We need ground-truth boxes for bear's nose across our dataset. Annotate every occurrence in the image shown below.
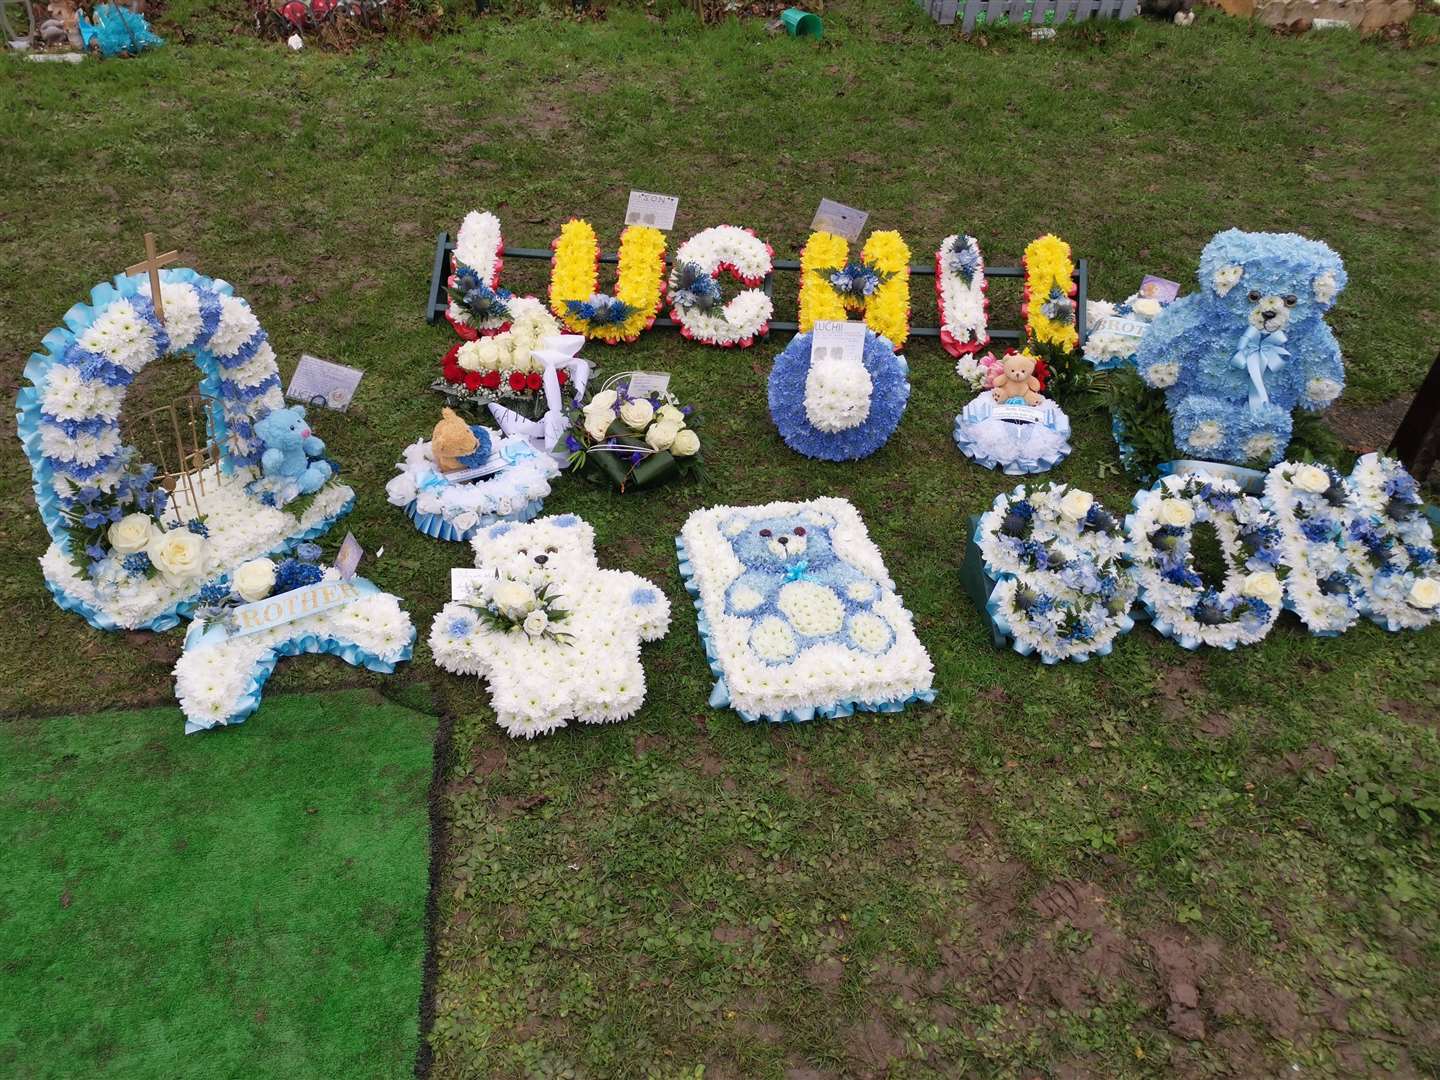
[1261,309,1277,320]
[534,554,548,565]
[777,536,789,546]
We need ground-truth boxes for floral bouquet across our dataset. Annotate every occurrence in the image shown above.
[1263,460,1365,635]
[563,375,703,492]
[955,349,1051,395]
[976,484,1137,663]
[453,573,575,646]
[435,297,571,419]
[1345,453,1439,631]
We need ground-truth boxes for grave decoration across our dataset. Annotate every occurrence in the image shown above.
[676,497,935,724]
[485,334,593,465]
[17,251,354,632]
[1262,460,1366,636]
[1126,472,1285,650]
[953,350,1072,475]
[173,552,414,733]
[665,225,774,347]
[429,515,672,739]
[1022,234,1079,355]
[443,210,508,339]
[1345,453,1439,632]
[974,484,1137,663]
[436,297,565,417]
[798,229,911,349]
[768,328,911,461]
[1083,291,1170,371]
[1130,229,1347,469]
[386,408,560,542]
[564,374,703,492]
[549,219,667,344]
[936,233,990,358]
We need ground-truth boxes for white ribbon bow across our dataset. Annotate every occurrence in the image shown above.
[487,334,590,461]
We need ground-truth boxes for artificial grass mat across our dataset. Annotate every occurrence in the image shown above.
[0,688,438,1079]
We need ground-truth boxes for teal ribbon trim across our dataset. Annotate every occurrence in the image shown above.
[404,497,544,543]
[675,536,936,725]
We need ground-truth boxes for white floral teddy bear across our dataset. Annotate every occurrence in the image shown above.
[429,514,671,738]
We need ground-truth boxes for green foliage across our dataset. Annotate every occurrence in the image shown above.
[1103,366,1177,483]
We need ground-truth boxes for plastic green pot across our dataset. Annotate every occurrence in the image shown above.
[780,7,822,38]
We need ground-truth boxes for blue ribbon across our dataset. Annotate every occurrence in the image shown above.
[1232,326,1289,412]
[782,561,811,583]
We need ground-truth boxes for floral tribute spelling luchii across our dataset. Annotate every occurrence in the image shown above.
[798,229,911,349]
[1021,234,1079,354]
[437,297,567,416]
[430,515,672,739]
[17,269,354,632]
[1262,460,1366,636]
[666,225,774,347]
[565,377,703,492]
[936,233,989,358]
[976,484,1137,663]
[678,498,935,723]
[549,219,667,344]
[1126,473,1285,650]
[768,329,911,461]
[386,409,561,543]
[173,548,415,733]
[444,210,508,338]
[1134,229,1347,467]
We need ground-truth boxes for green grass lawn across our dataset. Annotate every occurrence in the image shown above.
[0,689,438,1079]
[2,3,1439,1076]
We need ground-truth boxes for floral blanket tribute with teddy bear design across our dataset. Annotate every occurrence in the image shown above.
[677,498,935,724]
[17,269,355,632]
[430,515,672,739]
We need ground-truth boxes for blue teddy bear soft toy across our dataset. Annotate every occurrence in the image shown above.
[722,507,895,664]
[253,405,333,496]
[1135,229,1347,467]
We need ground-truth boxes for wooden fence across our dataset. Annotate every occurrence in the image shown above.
[916,0,1138,30]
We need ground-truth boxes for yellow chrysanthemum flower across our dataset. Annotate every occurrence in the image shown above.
[797,229,911,348]
[549,220,667,344]
[1022,234,1079,353]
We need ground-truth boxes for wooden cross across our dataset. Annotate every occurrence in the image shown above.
[125,232,180,324]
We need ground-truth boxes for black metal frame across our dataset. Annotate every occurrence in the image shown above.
[426,232,1089,346]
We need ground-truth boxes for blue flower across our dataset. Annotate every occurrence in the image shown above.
[767,329,910,462]
[122,552,152,577]
[86,542,108,560]
[186,519,210,537]
[447,613,477,639]
[295,542,323,563]
[198,580,232,604]
[671,262,723,312]
[81,511,106,529]
[630,587,660,607]
[274,558,323,593]
[947,240,981,283]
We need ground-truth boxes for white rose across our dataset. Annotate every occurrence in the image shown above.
[107,512,154,555]
[1058,489,1094,520]
[491,580,536,617]
[583,408,613,442]
[233,558,277,602]
[1408,578,1440,609]
[656,404,685,426]
[455,341,483,372]
[619,398,654,429]
[1292,464,1331,494]
[588,389,618,412]
[523,609,549,636]
[146,528,207,583]
[1242,571,1283,607]
[671,428,701,457]
[1131,297,1163,319]
[1158,498,1195,528]
[645,420,681,452]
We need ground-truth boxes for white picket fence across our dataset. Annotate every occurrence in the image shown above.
[917,0,1139,30]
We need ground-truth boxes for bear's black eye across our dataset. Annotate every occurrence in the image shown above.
[758,528,772,538]
[793,527,806,537]
[1283,294,1297,306]
[1248,290,1262,302]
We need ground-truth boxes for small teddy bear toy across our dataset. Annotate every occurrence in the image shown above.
[990,351,1043,407]
[253,405,332,496]
[429,515,671,739]
[431,407,491,474]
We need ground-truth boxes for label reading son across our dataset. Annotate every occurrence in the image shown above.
[810,319,867,367]
[625,191,679,231]
[286,354,365,412]
[812,199,869,241]
[231,580,362,637]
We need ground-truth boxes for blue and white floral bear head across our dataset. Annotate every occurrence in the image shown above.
[721,507,895,664]
[1135,229,1347,467]
[253,405,333,496]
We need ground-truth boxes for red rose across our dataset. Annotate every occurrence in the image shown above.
[526,373,543,391]
[508,372,527,391]
[464,372,483,391]
[556,370,569,385]
[443,362,465,384]
[481,371,501,389]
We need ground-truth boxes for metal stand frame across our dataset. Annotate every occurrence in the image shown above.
[425,232,1089,347]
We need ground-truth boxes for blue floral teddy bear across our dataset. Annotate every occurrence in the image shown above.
[254,405,333,496]
[1135,229,1347,467]
[722,507,895,664]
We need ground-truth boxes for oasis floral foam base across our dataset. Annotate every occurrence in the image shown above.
[677,497,935,723]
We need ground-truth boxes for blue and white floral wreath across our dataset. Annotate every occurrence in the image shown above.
[767,328,910,461]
